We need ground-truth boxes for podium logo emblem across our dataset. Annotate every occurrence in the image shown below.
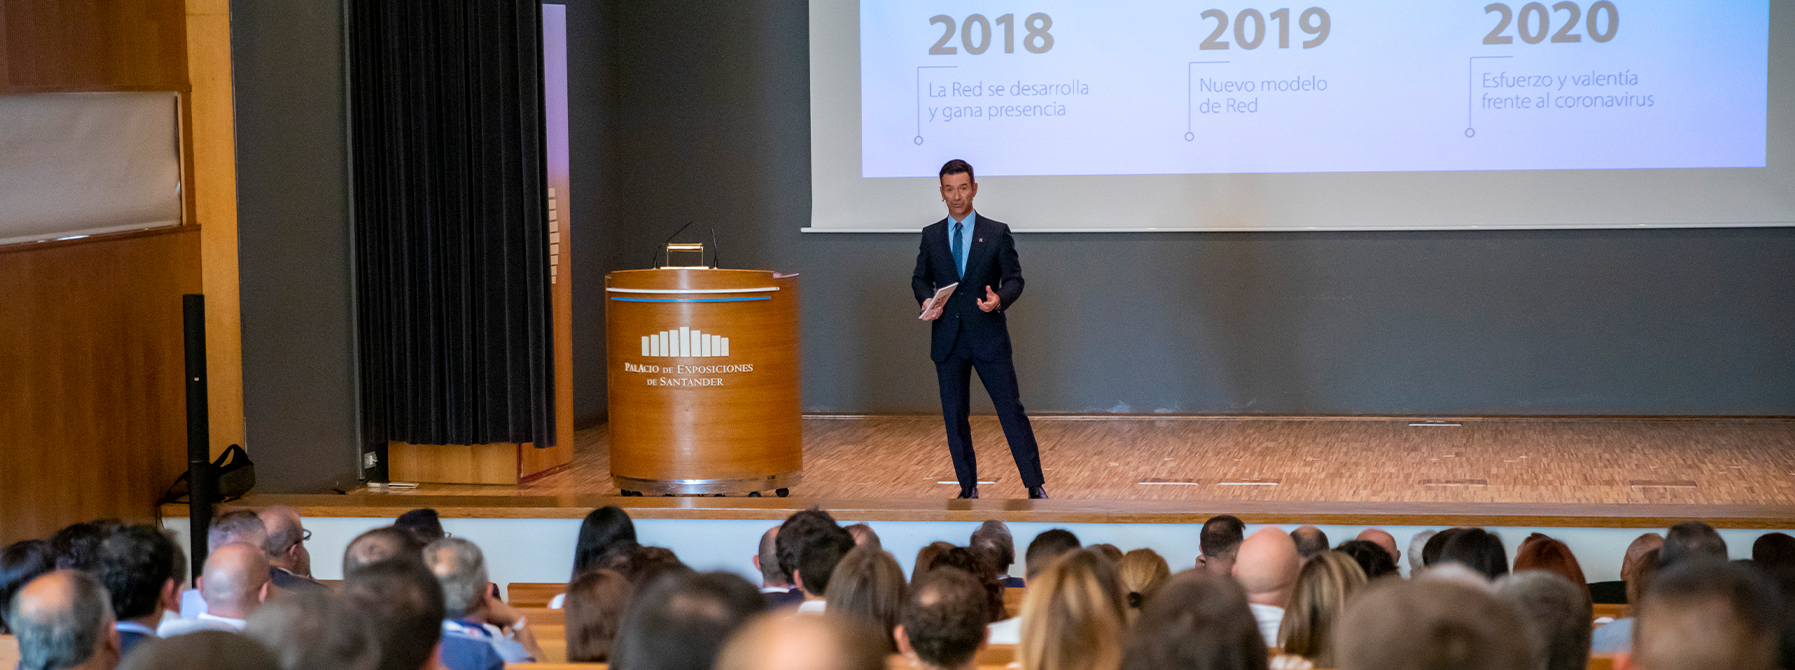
[642,326,729,358]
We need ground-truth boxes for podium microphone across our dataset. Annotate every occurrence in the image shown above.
[650,220,694,268]
[711,227,721,269]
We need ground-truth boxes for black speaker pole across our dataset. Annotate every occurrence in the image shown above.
[182,294,214,579]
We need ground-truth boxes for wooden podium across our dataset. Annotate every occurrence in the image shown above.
[605,268,801,496]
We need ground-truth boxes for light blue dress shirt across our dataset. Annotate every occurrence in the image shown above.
[949,210,976,278]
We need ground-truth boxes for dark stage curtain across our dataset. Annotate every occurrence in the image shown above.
[349,0,554,448]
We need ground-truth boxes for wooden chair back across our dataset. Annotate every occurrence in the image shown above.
[976,644,1017,666]
[1588,653,1617,670]
[1591,603,1629,620]
[506,582,564,608]
[521,607,566,627]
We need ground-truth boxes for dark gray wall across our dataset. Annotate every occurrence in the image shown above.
[595,0,1795,417]
[232,0,362,491]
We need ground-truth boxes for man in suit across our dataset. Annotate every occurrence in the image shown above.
[912,159,1047,500]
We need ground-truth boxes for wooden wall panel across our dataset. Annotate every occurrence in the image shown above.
[0,227,201,545]
[0,0,188,92]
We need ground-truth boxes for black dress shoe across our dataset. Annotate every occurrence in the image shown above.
[957,487,979,500]
[1028,486,1049,500]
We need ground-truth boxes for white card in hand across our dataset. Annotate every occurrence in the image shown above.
[919,283,958,320]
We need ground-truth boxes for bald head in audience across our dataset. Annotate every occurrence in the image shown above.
[1290,526,1329,559]
[1233,528,1301,607]
[200,542,271,620]
[1357,529,1401,565]
[8,570,119,670]
[716,613,887,670]
[343,526,425,574]
[1619,560,1780,670]
[258,506,312,578]
[1336,579,1530,670]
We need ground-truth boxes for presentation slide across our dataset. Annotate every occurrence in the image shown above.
[808,1,1793,232]
[862,0,1767,177]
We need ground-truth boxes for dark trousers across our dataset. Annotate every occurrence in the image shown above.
[936,335,1046,490]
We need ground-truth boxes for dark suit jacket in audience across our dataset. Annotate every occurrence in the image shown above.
[270,567,326,592]
[117,629,155,658]
[764,588,804,609]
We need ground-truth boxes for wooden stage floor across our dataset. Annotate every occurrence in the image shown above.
[215,415,1795,529]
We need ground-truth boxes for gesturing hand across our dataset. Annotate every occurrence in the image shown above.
[977,286,1001,312]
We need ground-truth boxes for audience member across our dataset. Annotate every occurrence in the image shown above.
[1437,528,1509,580]
[50,522,117,572]
[913,542,958,583]
[970,520,1024,587]
[755,524,803,608]
[1232,527,1301,645]
[1116,549,1169,611]
[1405,529,1436,575]
[1019,549,1127,670]
[777,510,840,582]
[1333,540,1398,580]
[1290,527,1329,560]
[1592,547,1662,654]
[394,508,447,543]
[601,544,692,591]
[1197,515,1245,577]
[1335,578,1530,670]
[244,588,381,670]
[1088,544,1124,564]
[258,506,321,591]
[844,523,882,551]
[716,612,887,670]
[1753,532,1795,571]
[341,526,425,576]
[159,543,269,637]
[824,547,907,652]
[1420,527,1462,568]
[1619,559,1780,670]
[1591,533,1662,604]
[896,568,990,670]
[924,546,1006,623]
[1024,529,1082,580]
[8,570,120,670]
[2,539,55,634]
[789,517,856,613]
[180,511,269,619]
[610,571,765,670]
[1512,533,1588,595]
[1355,528,1401,566]
[1274,551,1368,668]
[1417,563,1495,592]
[94,524,184,656]
[116,630,277,670]
[424,537,542,663]
[344,557,501,670]
[564,569,633,663]
[1494,571,1591,670]
[1660,521,1727,568]
[1120,570,1267,670]
[573,506,639,580]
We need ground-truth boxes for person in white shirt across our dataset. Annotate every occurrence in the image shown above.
[179,510,268,619]
[159,543,269,637]
[1233,527,1301,645]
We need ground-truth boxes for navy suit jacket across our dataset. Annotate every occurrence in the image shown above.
[911,213,1025,363]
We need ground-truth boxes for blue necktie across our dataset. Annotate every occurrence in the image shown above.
[951,221,964,279]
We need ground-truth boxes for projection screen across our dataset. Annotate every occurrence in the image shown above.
[808,0,1795,232]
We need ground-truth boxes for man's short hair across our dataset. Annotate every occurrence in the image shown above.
[1661,521,1728,568]
[209,510,269,549]
[394,509,447,543]
[1752,532,1795,570]
[9,571,114,670]
[1494,571,1592,670]
[96,524,183,621]
[969,520,1016,576]
[901,568,991,668]
[757,526,785,585]
[1024,529,1081,579]
[776,509,840,585]
[1291,526,1330,559]
[1437,528,1509,579]
[1422,527,1463,567]
[260,506,306,557]
[342,559,445,670]
[245,588,381,670]
[424,537,488,619]
[2,540,57,635]
[795,522,856,597]
[1406,530,1436,574]
[50,522,118,572]
[1120,570,1267,670]
[1631,559,1780,670]
[844,523,882,552]
[939,159,974,182]
[343,526,426,575]
[1335,578,1530,670]
[1335,540,1399,579]
[1199,516,1245,563]
[611,571,765,670]
[118,630,280,670]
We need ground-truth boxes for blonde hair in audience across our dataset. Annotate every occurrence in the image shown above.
[1116,549,1170,610]
[1020,549,1127,670]
[1278,551,1368,665]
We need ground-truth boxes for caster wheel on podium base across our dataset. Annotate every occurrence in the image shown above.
[776,488,790,498]
[748,491,762,497]
[620,490,642,497]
